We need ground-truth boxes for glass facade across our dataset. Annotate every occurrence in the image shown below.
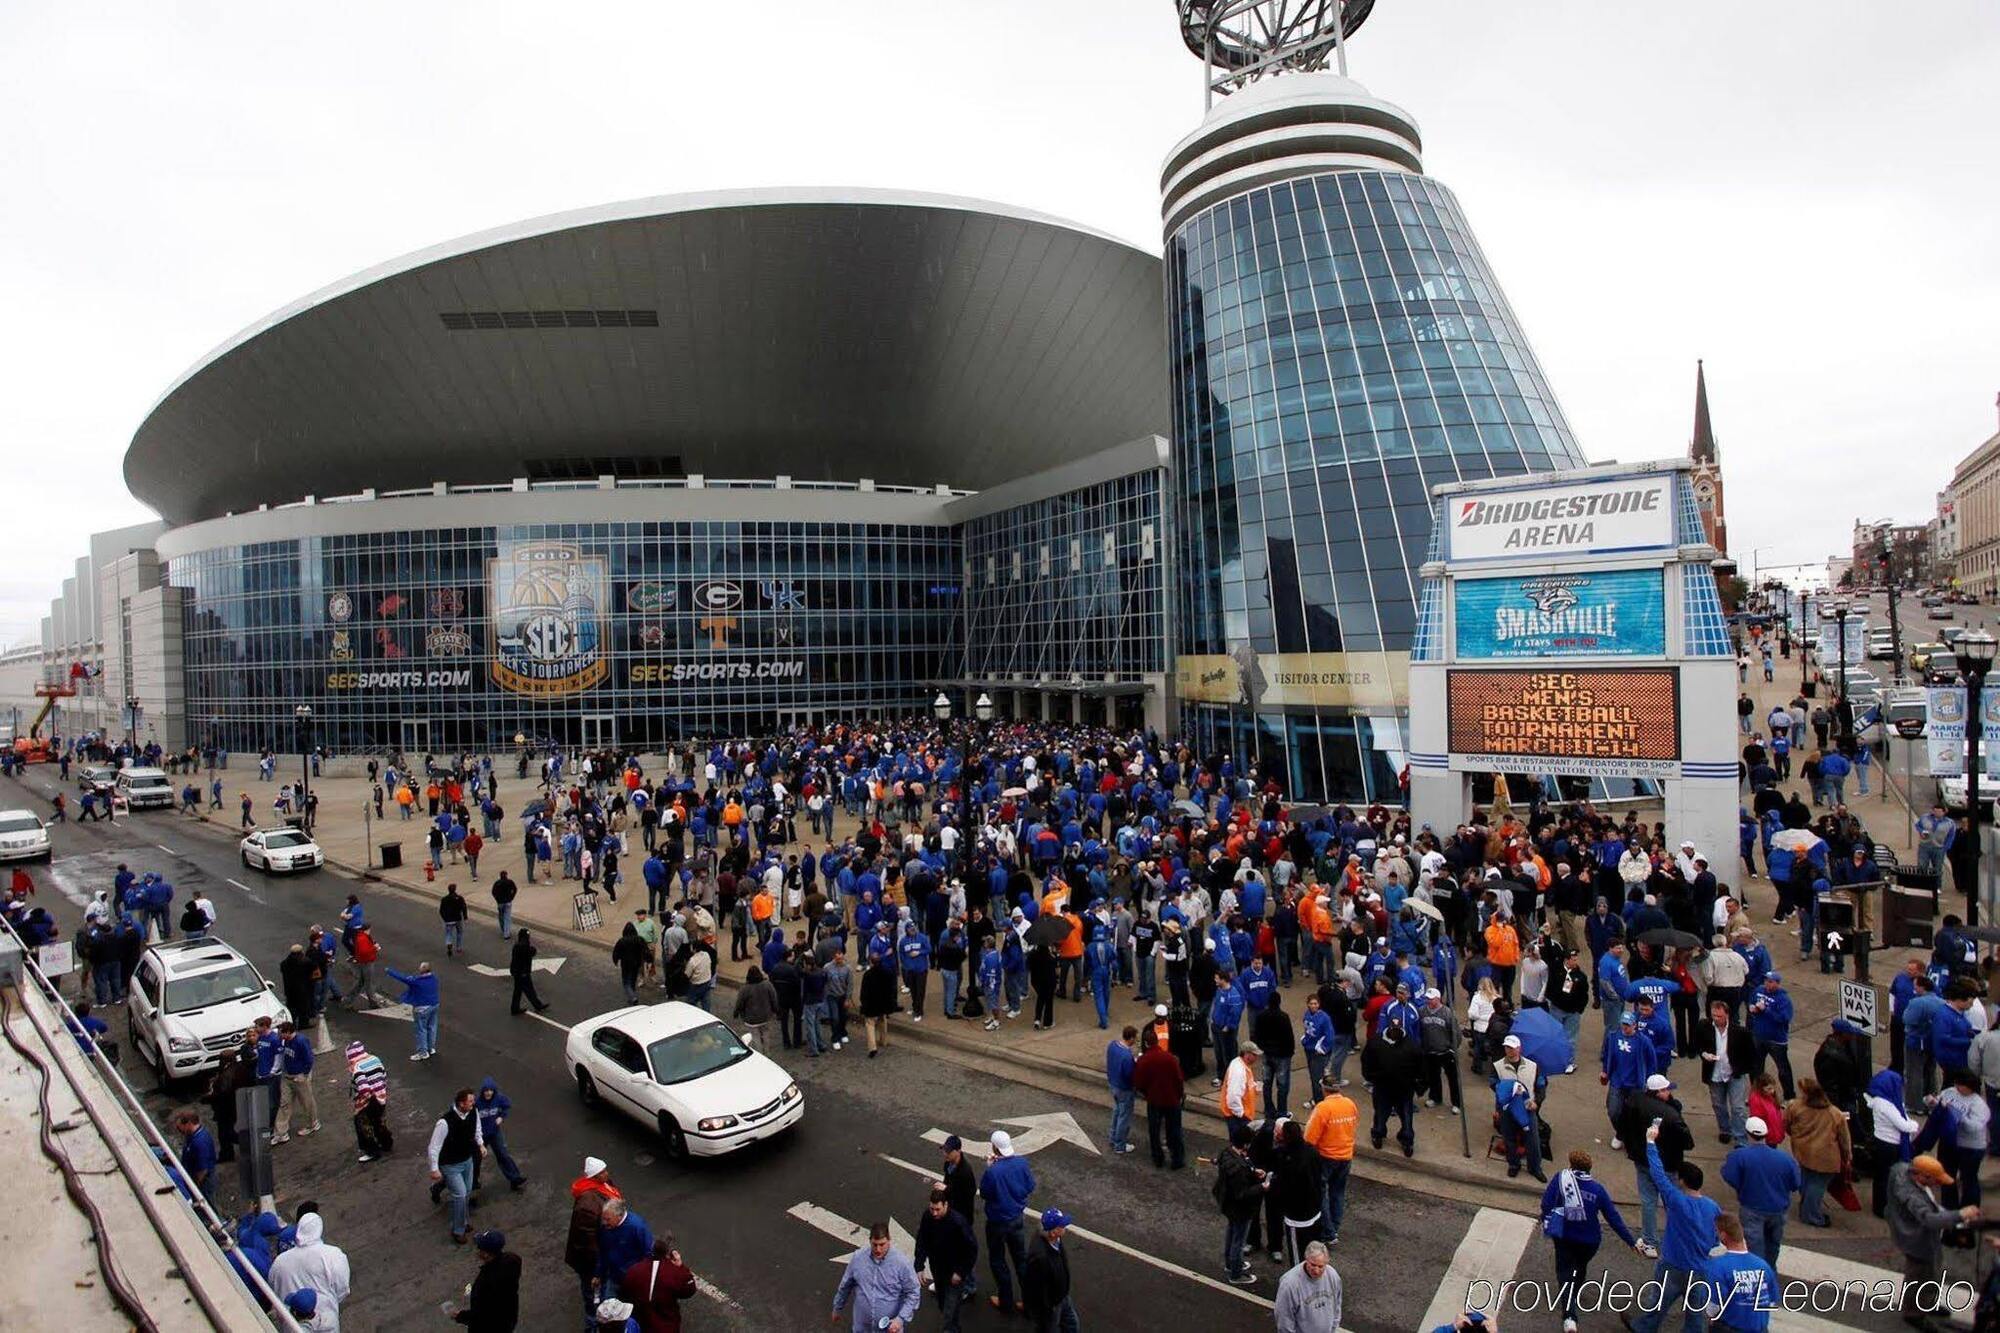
[1167,169,1589,799]
[959,469,1167,684]
[171,520,959,753]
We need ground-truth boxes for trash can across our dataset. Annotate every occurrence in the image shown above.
[283,814,306,832]
[378,842,402,870]
[1168,1003,1206,1081]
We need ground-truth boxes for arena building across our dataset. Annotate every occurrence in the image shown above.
[15,11,1613,806]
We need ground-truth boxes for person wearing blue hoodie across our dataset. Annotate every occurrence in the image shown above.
[1700,1214,1779,1333]
[1087,927,1115,1030]
[979,1131,1037,1316]
[1632,1130,1722,1333]
[1602,1008,1660,1135]
[473,1077,526,1192]
[1746,973,1795,1100]
[1301,994,1336,1103]
[1932,981,1979,1077]
[387,960,442,1060]
[1721,1117,1801,1266]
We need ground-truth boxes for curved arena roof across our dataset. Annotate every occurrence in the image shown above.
[126,188,1169,526]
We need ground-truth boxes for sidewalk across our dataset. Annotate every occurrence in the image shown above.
[186,738,1947,1220]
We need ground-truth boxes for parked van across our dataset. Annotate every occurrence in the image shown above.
[116,766,175,810]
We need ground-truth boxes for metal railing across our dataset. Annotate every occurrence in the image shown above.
[0,915,300,1332]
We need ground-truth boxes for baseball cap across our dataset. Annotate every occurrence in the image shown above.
[1041,1206,1073,1230]
[1645,1073,1674,1092]
[1619,1009,1638,1025]
[1502,1034,1521,1048]
[1424,987,1441,999]
[991,1130,1015,1157]
[1154,1003,1169,1018]
[1764,970,1781,983]
[475,1229,506,1254]
[597,1298,635,1320]
[1745,1116,1768,1138]
[942,1134,962,1153]
[583,1155,608,1178]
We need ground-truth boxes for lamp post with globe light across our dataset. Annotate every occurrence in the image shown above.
[1955,631,1997,926]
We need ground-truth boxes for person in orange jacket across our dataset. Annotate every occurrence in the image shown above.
[1483,912,1523,1001]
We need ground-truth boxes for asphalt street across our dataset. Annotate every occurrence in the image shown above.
[4,764,1959,1333]
[4,769,1500,1332]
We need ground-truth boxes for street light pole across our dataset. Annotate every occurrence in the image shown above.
[1832,601,1853,751]
[1799,589,1811,692]
[295,704,313,830]
[1956,632,1996,927]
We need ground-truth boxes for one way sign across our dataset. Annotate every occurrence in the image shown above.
[1839,979,1878,1036]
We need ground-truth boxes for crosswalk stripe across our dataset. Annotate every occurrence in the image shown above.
[1420,1207,1536,1332]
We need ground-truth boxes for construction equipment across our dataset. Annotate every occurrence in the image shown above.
[14,681,77,763]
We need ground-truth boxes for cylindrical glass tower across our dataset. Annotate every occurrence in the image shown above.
[1163,73,1589,802]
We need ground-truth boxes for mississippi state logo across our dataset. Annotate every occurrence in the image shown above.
[489,543,608,698]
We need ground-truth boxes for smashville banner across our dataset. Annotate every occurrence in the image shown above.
[1453,568,1666,660]
[1446,666,1681,778]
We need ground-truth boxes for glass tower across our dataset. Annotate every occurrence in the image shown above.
[1163,73,1589,801]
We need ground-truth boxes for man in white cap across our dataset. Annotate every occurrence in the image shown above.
[978,1129,1037,1315]
[1492,1034,1539,1111]
[1720,1114,1801,1266]
[1417,987,1463,1114]
[566,1155,621,1331]
[1675,840,1702,882]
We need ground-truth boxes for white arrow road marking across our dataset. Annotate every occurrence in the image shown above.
[354,1003,415,1022]
[1420,1207,1535,1333]
[922,1111,1099,1158]
[155,843,177,855]
[522,1011,570,1034]
[786,1201,916,1263]
[693,1276,740,1311]
[467,958,565,978]
[877,1153,1277,1313]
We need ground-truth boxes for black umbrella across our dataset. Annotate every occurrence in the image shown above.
[1638,927,1703,952]
[1026,913,1076,949]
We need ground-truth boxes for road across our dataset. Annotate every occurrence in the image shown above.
[5,762,1962,1332]
[4,767,1517,1332]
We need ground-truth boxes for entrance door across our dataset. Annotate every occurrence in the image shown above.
[580,714,616,750]
[400,719,429,760]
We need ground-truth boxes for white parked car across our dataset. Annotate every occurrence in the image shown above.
[127,938,289,1086]
[564,1001,803,1158]
[239,826,324,874]
[0,808,52,862]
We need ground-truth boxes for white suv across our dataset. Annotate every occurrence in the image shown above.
[116,766,175,810]
[127,938,289,1086]
[0,808,51,862]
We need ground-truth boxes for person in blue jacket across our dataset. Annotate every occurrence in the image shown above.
[899,920,933,1021]
[1301,994,1336,1101]
[978,1130,1037,1315]
[1903,975,1946,1110]
[386,960,441,1060]
[1086,927,1115,1030]
[1602,1009,1660,1133]
[1746,973,1795,1100]
[1495,1074,1544,1181]
[1596,941,1631,1015]
[1932,980,1979,1076]
[1701,1214,1779,1333]
[473,1075,526,1191]
[1105,1026,1137,1153]
[1210,968,1246,1081]
[1632,994,1675,1070]
[1632,1127,1722,1333]
[1239,955,1276,1014]
[1540,1149,1640,1329]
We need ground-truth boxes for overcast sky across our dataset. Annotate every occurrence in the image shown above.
[3,0,1996,648]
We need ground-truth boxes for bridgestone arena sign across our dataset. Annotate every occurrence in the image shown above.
[1447,667,1681,778]
[1446,474,1675,561]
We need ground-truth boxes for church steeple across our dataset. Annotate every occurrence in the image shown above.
[1691,359,1718,464]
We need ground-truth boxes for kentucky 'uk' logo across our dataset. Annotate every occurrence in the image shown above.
[489,543,608,698]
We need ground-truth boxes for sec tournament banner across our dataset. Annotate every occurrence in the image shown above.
[1925,686,2000,776]
[488,542,609,698]
[1454,569,1666,660]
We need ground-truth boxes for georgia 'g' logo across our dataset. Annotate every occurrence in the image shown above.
[489,543,608,698]
[693,580,743,613]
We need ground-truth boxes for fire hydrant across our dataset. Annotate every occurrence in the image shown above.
[424,862,435,882]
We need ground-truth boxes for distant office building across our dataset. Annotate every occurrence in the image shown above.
[1951,395,2000,597]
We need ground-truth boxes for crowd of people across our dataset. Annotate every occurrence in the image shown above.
[14,699,2000,1331]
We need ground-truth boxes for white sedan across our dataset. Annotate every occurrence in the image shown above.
[564,1001,803,1158]
[0,809,52,862]
[238,827,325,873]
